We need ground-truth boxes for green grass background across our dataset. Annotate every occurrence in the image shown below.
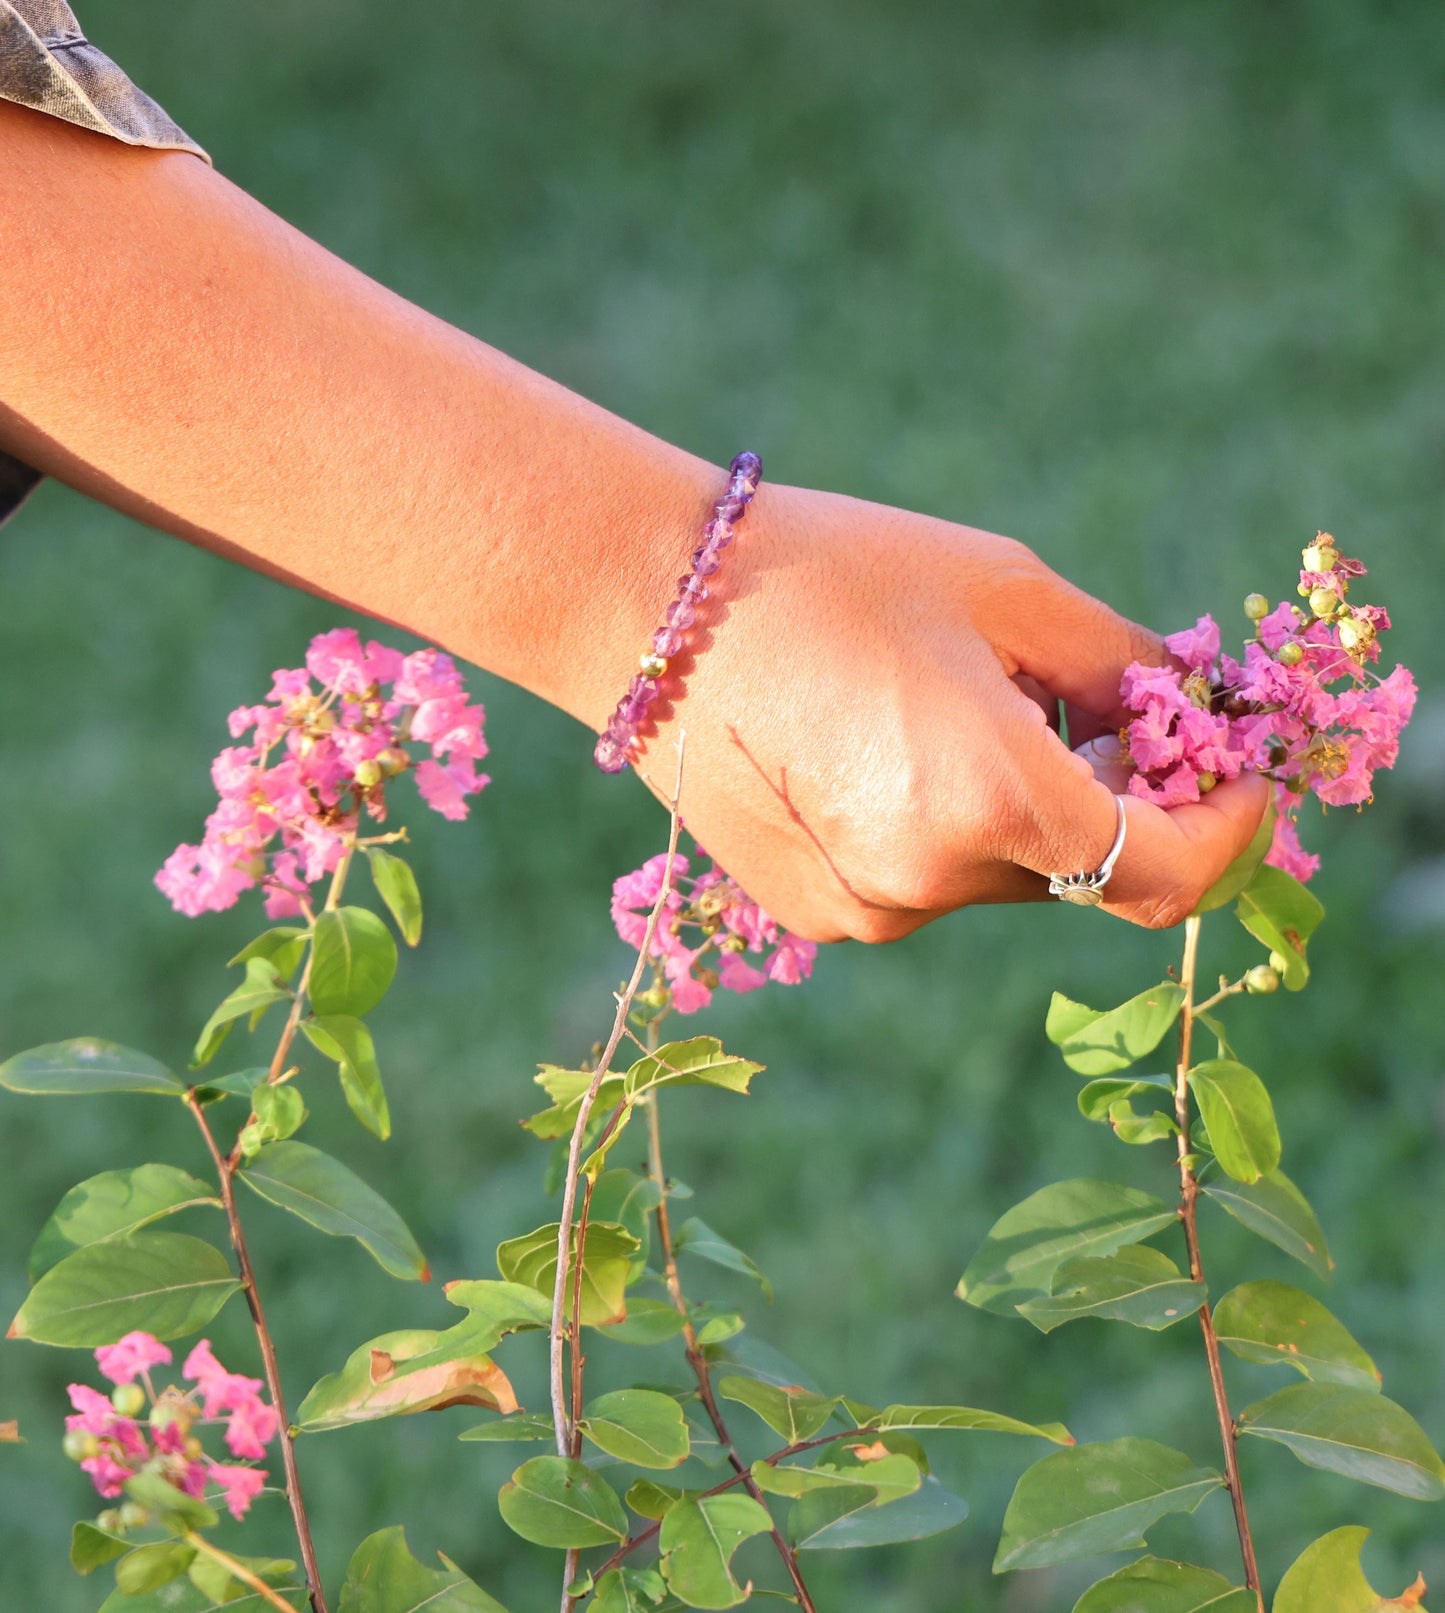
[2,1,1443,1607]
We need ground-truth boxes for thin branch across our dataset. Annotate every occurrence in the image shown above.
[1173,914,1263,1606]
[187,1096,328,1613]
[184,1530,301,1612]
[644,1080,818,1613]
[551,739,687,1613]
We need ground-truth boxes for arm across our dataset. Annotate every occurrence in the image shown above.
[0,99,1265,938]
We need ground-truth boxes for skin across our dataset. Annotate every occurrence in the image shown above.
[0,99,1267,941]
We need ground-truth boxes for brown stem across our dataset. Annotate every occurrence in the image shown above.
[184,1530,301,1612]
[569,1173,597,1451]
[644,1083,818,1613]
[188,1095,328,1613]
[1174,914,1263,1605]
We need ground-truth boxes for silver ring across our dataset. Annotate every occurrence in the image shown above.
[1048,795,1127,907]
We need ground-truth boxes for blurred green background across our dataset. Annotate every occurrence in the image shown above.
[3,1,1443,1607]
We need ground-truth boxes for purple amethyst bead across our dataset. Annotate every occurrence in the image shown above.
[666,598,697,629]
[594,733,629,772]
[653,625,684,657]
[606,709,636,743]
[628,673,661,705]
[619,692,651,724]
[677,573,709,601]
[715,493,748,524]
[729,451,762,484]
[701,519,734,550]
[691,546,722,577]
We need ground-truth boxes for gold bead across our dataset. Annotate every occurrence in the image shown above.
[639,653,668,678]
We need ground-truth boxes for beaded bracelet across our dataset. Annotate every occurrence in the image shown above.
[594,451,763,773]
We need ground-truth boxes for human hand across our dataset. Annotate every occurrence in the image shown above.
[628,483,1269,942]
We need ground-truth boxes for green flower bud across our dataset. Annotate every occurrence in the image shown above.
[1301,540,1338,573]
[117,1502,150,1531]
[1277,641,1305,667]
[1244,964,1281,994]
[1308,586,1339,618]
[96,1509,122,1533]
[1244,593,1270,621]
[111,1384,146,1418]
[1268,950,1289,974]
[1196,772,1217,793]
[353,758,383,788]
[62,1430,96,1462]
[697,967,720,990]
[377,746,410,776]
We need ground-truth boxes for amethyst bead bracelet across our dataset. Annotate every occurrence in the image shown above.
[594,451,763,773]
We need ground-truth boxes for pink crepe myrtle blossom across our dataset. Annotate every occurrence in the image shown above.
[1118,536,1414,879]
[156,631,488,916]
[610,849,818,1013]
[63,1334,275,1523]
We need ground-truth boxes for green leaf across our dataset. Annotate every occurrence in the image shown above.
[600,1297,689,1346]
[1190,1060,1280,1183]
[185,1552,297,1605]
[1202,1167,1333,1278]
[1236,1382,1445,1499]
[459,1412,555,1443]
[658,1493,772,1607]
[592,1568,669,1612]
[623,1038,763,1099]
[115,1542,198,1596]
[302,1014,390,1139]
[247,1084,307,1150]
[1236,864,1325,990]
[366,848,424,946]
[994,1438,1223,1571]
[10,1231,240,1346]
[238,1140,428,1281]
[0,1038,183,1097]
[70,1520,131,1574]
[869,1405,1073,1445]
[1018,1246,1206,1334]
[191,1067,268,1103]
[498,1456,628,1548]
[672,1217,772,1302]
[957,1179,1177,1315]
[1195,798,1277,915]
[98,1583,307,1612]
[294,1287,546,1431]
[789,1474,966,1552]
[1072,1556,1257,1612]
[717,1376,840,1442]
[310,907,398,1018]
[1077,1075,1174,1123]
[1109,1103,1179,1146]
[229,926,309,978]
[588,1169,663,1277]
[1046,984,1185,1076]
[192,957,291,1068]
[29,1165,220,1282]
[580,1389,691,1469]
[626,1479,690,1520]
[695,1308,745,1346]
[1213,1282,1380,1391]
[496,1221,640,1326]
[124,1468,219,1531]
[1274,1525,1430,1613]
[338,1524,508,1612]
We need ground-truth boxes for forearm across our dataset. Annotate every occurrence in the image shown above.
[0,98,713,727]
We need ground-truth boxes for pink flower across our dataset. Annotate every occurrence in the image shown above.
[223,1396,280,1461]
[1164,615,1221,673]
[94,1332,172,1386]
[208,1462,268,1521]
[415,757,489,820]
[65,1383,119,1438]
[80,1452,135,1498]
[1265,793,1321,883]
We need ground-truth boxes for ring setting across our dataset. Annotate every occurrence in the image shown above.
[1049,795,1128,907]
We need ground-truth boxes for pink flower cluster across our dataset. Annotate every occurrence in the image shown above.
[64,1332,277,1521]
[1120,536,1415,880]
[611,851,817,1013]
[156,630,488,917]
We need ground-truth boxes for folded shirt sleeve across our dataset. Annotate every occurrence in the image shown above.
[0,0,208,526]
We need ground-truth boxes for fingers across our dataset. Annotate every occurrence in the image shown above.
[996,695,1271,929]
[978,547,1165,725]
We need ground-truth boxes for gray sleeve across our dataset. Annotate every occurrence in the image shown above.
[1,0,208,526]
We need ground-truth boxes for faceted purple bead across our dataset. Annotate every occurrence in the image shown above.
[666,598,697,630]
[628,673,661,705]
[619,693,651,724]
[726,479,755,506]
[701,519,734,550]
[691,545,722,577]
[653,625,684,657]
[715,494,748,524]
[677,573,709,601]
[594,733,629,772]
[729,451,762,484]
[606,709,636,743]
